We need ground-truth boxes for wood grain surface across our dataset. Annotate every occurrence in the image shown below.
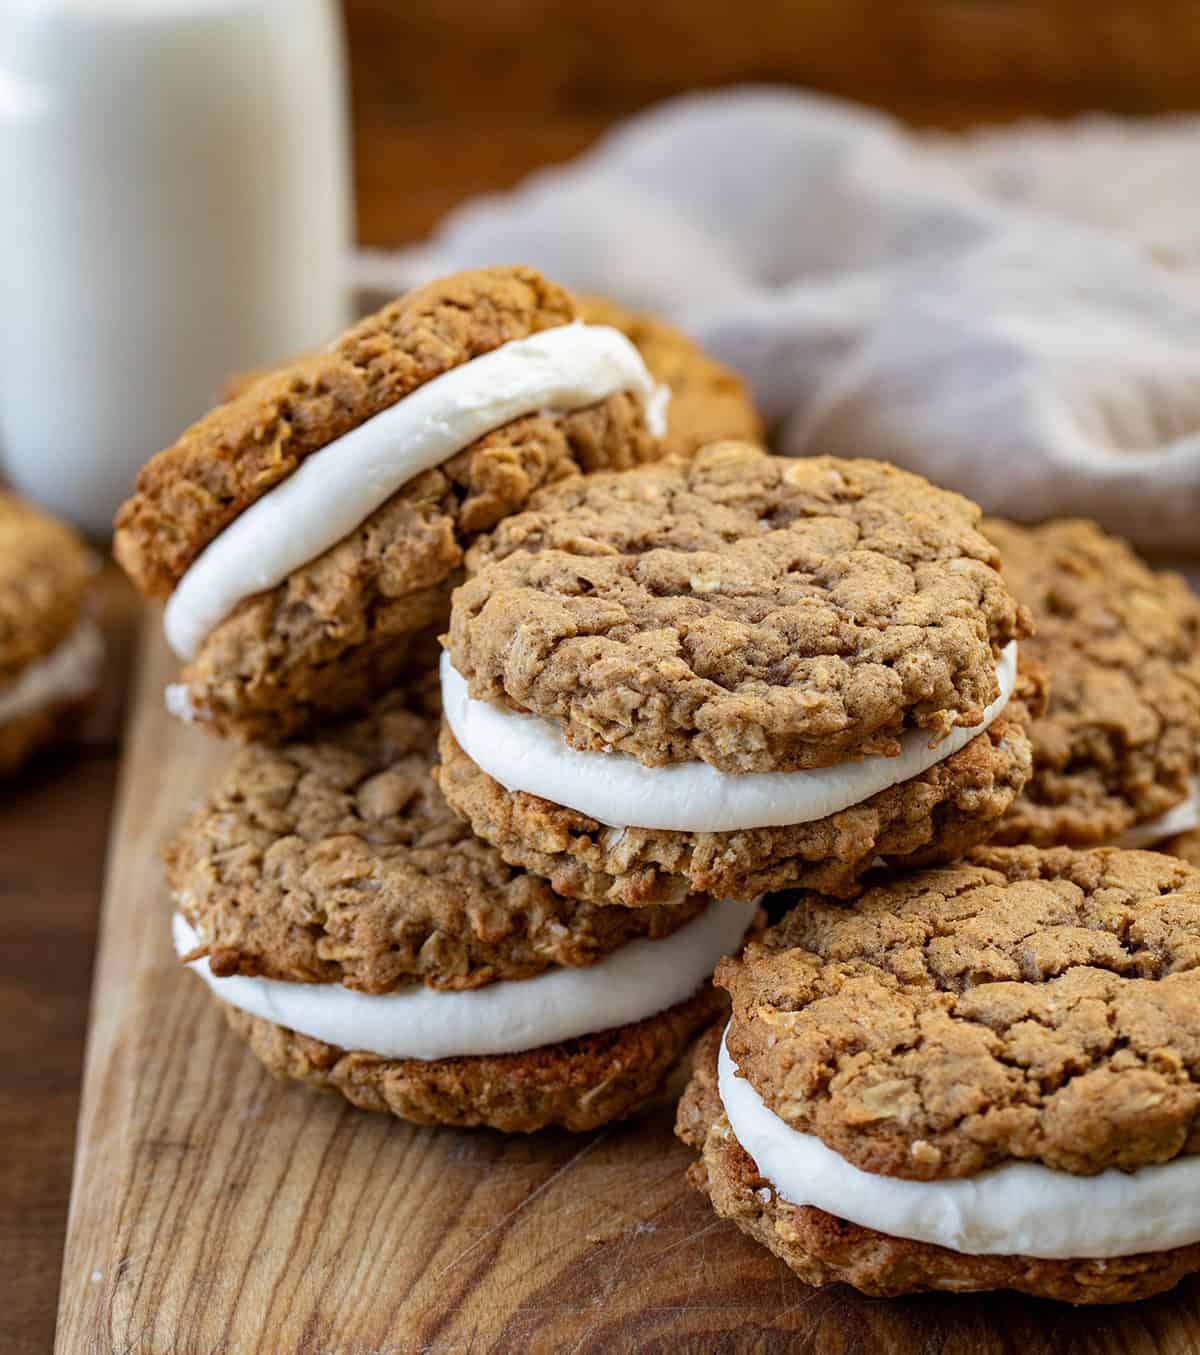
[54,617,1200,1353]
[0,569,136,1355]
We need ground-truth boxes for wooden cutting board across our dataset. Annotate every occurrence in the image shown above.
[55,615,1200,1354]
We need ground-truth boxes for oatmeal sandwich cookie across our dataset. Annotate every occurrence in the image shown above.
[115,265,738,743]
[0,491,103,776]
[221,292,764,459]
[677,846,1200,1303]
[167,678,755,1132]
[438,443,1037,907]
[986,518,1200,854]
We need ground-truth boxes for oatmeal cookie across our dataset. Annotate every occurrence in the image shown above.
[678,1025,1200,1303]
[117,268,587,594]
[987,518,1200,847]
[167,678,705,993]
[676,846,1200,1301]
[0,491,102,774]
[171,675,754,1132]
[114,267,674,742]
[435,706,1035,906]
[719,846,1200,1179]
[449,443,1031,774]
[224,987,721,1134]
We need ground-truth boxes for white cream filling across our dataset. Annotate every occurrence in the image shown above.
[164,683,199,724]
[1115,778,1200,848]
[173,900,753,1061]
[0,619,103,723]
[441,643,1018,834]
[164,323,670,661]
[718,1028,1200,1260]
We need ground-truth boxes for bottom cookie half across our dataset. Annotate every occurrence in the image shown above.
[437,711,1034,907]
[676,1028,1200,1304]
[222,986,723,1134]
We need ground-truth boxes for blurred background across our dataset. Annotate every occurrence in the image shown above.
[6,0,1200,536]
[342,0,1200,246]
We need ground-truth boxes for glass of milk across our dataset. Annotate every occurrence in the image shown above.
[0,0,353,536]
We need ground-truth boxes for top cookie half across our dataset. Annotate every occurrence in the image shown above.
[447,443,1031,774]
[113,266,761,743]
[718,845,1200,1181]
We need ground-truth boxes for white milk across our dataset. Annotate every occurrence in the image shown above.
[0,0,353,535]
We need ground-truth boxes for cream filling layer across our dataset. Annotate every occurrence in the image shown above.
[441,642,1018,834]
[1115,778,1200,848]
[718,1028,1200,1260]
[164,322,670,660]
[0,619,103,723]
[173,901,753,1062]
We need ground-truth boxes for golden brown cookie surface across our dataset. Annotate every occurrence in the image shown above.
[0,491,100,773]
[450,444,1030,774]
[114,267,697,742]
[114,267,583,596]
[169,678,705,994]
[223,986,721,1133]
[987,518,1200,847]
[719,846,1200,1181]
[0,490,94,685]
[435,708,1034,906]
[677,1026,1200,1303]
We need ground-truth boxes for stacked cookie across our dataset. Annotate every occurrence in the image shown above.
[677,847,1200,1304]
[115,266,762,744]
[0,491,103,776]
[117,256,1200,1297]
[438,445,1200,1301]
[118,265,766,1131]
[985,518,1200,856]
[438,443,1038,907]
[670,509,1200,1302]
[167,679,753,1131]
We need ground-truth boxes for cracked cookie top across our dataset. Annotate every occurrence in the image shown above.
[114,266,605,599]
[986,518,1200,845]
[719,845,1200,1180]
[449,443,1031,773]
[0,491,94,686]
[166,676,705,994]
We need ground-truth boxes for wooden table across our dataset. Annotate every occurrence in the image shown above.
[43,602,1200,1354]
[0,571,139,1355]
